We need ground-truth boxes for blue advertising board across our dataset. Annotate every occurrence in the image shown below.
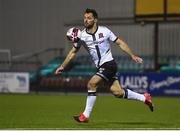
[118,72,180,97]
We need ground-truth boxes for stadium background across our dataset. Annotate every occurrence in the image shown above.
[0,0,180,129]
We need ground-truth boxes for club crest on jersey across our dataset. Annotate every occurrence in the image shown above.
[98,33,104,39]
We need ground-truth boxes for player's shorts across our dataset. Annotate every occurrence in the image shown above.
[96,60,118,82]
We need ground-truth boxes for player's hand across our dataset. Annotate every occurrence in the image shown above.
[131,55,143,64]
[55,66,64,75]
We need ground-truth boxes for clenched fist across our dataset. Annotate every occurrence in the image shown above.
[55,66,64,75]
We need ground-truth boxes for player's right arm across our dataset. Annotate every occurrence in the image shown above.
[55,47,78,75]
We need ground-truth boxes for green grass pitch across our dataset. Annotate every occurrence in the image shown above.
[0,94,180,129]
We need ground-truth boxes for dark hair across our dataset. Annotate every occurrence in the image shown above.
[85,8,98,19]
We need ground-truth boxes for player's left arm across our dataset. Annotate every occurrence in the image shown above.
[115,38,143,64]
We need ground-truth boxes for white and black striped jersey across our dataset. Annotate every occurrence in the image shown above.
[73,26,118,67]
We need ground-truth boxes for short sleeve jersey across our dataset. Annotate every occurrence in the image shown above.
[73,26,118,67]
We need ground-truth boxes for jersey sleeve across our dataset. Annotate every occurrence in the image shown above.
[73,30,83,49]
[73,41,81,50]
[107,27,118,42]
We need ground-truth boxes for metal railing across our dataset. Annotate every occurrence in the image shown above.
[0,48,64,71]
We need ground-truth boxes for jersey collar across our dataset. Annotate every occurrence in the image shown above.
[86,26,98,35]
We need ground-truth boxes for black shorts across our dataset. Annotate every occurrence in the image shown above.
[96,60,118,82]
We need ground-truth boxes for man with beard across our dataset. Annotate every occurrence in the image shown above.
[55,8,154,123]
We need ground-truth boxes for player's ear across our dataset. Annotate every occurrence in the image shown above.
[94,18,98,23]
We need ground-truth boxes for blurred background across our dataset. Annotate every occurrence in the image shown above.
[0,0,180,96]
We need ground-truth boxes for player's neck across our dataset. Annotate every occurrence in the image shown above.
[87,25,98,34]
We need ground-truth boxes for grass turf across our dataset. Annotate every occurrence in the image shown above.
[0,94,180,129]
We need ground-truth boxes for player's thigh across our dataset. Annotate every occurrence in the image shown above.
[110,79,124,92]
[87,75,104,90]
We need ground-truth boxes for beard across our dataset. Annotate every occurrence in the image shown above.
[84,22,94,29]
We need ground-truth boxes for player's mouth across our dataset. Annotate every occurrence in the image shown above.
[84,23,89,27]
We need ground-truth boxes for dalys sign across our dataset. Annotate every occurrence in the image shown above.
[118,72,180,96]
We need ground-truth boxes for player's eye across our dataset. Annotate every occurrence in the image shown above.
[87,17,93,20]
